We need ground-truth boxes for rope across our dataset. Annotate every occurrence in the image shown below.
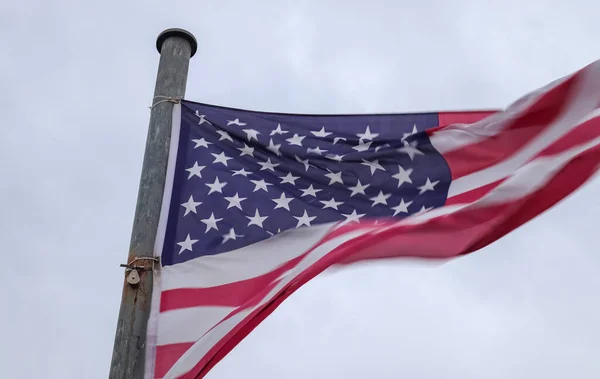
[149,95,182,109]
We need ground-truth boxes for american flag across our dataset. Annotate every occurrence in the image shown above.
[146,60,600,379]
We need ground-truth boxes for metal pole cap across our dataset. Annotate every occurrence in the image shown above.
[156,28,198,58]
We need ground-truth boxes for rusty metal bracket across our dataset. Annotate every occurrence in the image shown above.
[119,256,160,272]
[120,257,160,287]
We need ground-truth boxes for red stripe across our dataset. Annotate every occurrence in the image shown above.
[171,142,600,378]
[154,342,194,379]
[160,254,303,311]
[440,75,579,180]
[437,111,495,126]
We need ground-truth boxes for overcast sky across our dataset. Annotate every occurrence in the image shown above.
[1,1,599,378]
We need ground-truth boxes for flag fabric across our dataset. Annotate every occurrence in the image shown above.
[145,60,600,379]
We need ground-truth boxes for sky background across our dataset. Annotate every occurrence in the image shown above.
[1,1,599,378]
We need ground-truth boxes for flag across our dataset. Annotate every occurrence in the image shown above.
[145,60,600,379]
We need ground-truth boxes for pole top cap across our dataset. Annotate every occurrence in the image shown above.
[156,28,198,58]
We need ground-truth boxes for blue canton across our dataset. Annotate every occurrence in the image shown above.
[161,101,451,266]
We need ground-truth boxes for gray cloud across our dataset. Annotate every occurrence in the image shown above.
[1,0,599,378]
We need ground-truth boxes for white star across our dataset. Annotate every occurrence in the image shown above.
[348,179,370,197]
[311,126,332,137]
[227,118,246,126]
[402,124,418,141]
[250,179,272,192]
[391,199,413,216]
[222,228,243,243]
[320,197,343,210]
[300,184,322,197]
[280,172,300,185]
[246,209,268,228]
[286,133,306,146]
[201,212,223,233]
[294,210,317,227]
[232,168,252,177]
[333,137,347,144]
[295,155,311,171]
[357,125,379,140]
[397,140,424,161]
[243,128,260,141]
[216,130,233,142]
[177,234,199,254]
[267,138,282,156]
[237,143,254,157]
[307,146,327,155]
[361,159,385,175]
[191,137,211,148]
[211,152,233,167]
[206,177,227,195]
[341,210,366,224]
[325,171,344,185]
[418,177,439,195]
[224,192,247,210]
[326,154,345,162]
[270,123,288,136]
[258,158,279,172]
[272,192,294,211]
[369,191,391,207]
[352,140,372,152]
[181,195,201,216]
[185,162,205,179]
[194,111,212,125]
[392,165,413,187]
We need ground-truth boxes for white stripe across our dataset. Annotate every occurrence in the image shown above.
[575,106,600,125]
[445,63,600,197]
[157,306,235,346]
[160,223,336,291]
[145,103,183,379]
[155,103,182,259]
[162,228,373,378]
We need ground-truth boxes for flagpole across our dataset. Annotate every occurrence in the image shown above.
[109,28,197,379]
